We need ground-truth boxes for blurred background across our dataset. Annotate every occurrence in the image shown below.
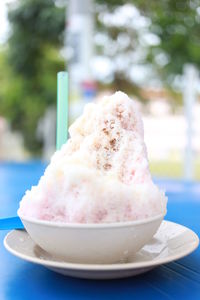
[0,0,199,180]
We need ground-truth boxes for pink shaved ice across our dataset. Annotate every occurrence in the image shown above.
[18,91,167,223]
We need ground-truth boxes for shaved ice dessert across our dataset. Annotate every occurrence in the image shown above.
[18,91,167,223]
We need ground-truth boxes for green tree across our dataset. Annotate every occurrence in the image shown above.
[95,0,147,97]
[0,0,65,154]
[98,0,200,85]
[136,0,200,85]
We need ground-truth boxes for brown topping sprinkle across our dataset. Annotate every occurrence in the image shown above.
[110,138,116,147]
[102,128,109,135]
[103,163,112,170]
[117,112,122,119]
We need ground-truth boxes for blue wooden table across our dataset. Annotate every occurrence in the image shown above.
[0,162,200,300]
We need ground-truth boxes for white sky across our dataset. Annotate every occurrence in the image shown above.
[0,0,16,44]
[0,1,11,44]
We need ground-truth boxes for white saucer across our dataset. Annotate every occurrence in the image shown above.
[4,220,199,279]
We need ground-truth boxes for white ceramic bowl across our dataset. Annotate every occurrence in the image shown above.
[19,213,165,264]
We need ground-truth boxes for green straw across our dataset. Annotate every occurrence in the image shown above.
[56,72,68,150]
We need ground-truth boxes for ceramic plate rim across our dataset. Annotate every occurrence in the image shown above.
[4,220,199,271]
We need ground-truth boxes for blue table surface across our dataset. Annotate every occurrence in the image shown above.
[0,161,200,300]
